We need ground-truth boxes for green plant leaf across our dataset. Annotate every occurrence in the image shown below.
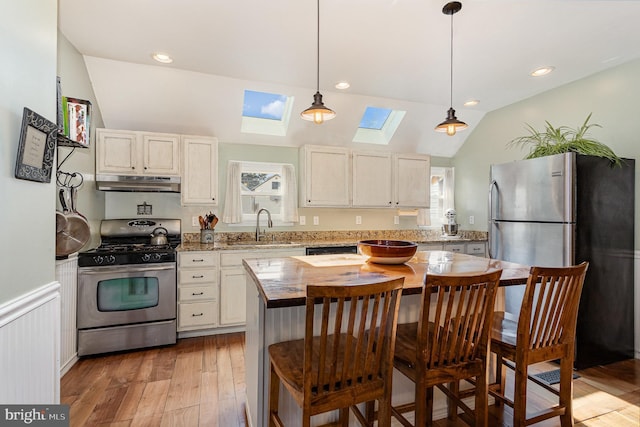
[507,113,622,166]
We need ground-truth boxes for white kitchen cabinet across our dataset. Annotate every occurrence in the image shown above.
[219,248,305,326]
[177,251,219,331]
[96,128,180,176]
[443,243,466,253]
[393,153,431,208]
[299,145,350,207]
[352,151,393,207]
[418,243,443,251]
[466,242,487,257]
[181,136,218,206]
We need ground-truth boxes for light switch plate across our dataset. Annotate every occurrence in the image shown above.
[192,216,199,227]
[394,215,399,225]
[313,216,319,225]
[299,215,306,225]
[355,215,362,225]
[469,215,475,225]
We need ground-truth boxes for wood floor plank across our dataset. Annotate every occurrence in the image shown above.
[113,383,146,422]
[159,405,200,427]
[199,371,219,426]
[129,379,171,427]
[164,350,203,412]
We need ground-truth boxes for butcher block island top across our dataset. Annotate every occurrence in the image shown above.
[243,250,531,308]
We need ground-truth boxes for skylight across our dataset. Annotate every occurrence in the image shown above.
[241,90,294,136]
[353,106,406,145]
[359,107,392,130]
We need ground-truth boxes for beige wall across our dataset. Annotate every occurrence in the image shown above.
[0,1,58,304]
[453,58,640,249]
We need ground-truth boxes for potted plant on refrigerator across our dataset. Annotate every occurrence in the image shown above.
[508,113,622,165]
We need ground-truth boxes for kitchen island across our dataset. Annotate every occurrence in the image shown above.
[243,251,530,427]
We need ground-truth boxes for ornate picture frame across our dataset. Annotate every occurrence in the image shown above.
[14,107,57,183]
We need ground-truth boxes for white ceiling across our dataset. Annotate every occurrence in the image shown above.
[58,0,640,157]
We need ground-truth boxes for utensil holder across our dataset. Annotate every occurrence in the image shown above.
[200,229,214,244]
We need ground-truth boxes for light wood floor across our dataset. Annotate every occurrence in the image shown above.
[61,333,639,426]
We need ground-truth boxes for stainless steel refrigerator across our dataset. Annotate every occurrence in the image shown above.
[489,152,635,369]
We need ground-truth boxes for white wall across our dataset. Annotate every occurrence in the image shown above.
[0,0,58,304]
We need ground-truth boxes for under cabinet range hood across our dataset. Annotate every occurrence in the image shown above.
[96,174,181,192]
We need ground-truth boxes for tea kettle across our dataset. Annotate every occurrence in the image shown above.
[150,227,169,245]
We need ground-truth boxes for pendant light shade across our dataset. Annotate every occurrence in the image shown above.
[435,1,467,136]
[301,0,335,124]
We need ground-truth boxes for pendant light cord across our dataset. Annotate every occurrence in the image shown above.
[316,0,320,92]
[449,10,454,108]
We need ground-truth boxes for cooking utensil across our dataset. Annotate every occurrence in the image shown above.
[150,226,169,245]
[199,216,205,230]
[56,188,91,257]
[211,215,219,229]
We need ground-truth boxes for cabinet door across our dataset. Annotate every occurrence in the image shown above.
[96,129,138,174]
[352,151,393,207]
[141,133,180,175]
[219,267,247,326]
[394,153,431,208]
[182,136,218,206]
[466,242,486,257]
[300,145,350,207]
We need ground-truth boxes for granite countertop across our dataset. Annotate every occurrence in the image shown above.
[242,251,530,308]
[178,229,488,252]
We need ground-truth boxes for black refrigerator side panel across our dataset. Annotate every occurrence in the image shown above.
[575,155,635,369]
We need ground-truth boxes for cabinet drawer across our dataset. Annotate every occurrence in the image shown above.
[444,243,465,253]
[178,301,217,329]
[466,243,486,256]
[179,269,217,284]
[179,252,217,267]
[418,244,442,251]
[178,285,217,302]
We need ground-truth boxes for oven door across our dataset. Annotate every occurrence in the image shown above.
[77,262,176,329]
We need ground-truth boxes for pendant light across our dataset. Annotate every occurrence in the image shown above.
[300,0,336,124]
[435,1,468,136]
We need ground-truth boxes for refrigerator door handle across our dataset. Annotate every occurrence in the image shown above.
[488,180,497,258]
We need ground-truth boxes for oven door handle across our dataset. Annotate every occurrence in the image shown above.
[79,263,176,274]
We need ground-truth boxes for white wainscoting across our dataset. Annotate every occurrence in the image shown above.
[0,282,61,404]
[56,255,78,375]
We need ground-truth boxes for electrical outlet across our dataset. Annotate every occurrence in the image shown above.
[394,215,399,225]
[192,216,199,227]
[299,215,306,225]
[355,215,362,225]
[313,216,319,225]
[469,215,475,225]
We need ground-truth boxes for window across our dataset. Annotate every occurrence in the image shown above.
[353,106,406,145]
[430,167,455,227]
[241,90,294,136]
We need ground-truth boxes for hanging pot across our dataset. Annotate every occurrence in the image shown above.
[56,188,90,257]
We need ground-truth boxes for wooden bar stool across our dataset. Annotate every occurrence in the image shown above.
[391,270,502,427]
[268,277,404,427]
[489,262,589,427]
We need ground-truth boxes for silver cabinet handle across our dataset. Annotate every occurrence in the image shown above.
[488,180,498,258]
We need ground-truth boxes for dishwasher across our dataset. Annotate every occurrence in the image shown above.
[305,245,358,255]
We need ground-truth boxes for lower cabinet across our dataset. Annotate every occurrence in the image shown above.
[177,251,219,332]
[219,248,305,327]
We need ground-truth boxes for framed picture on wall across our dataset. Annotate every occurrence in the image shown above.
[14,107,57,183]
[63,97,91,147]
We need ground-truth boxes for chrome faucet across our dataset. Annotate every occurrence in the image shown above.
[255,208,273,241]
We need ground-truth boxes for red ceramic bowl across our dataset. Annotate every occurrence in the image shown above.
[357,240,418,264]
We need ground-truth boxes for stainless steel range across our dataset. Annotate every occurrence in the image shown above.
[77,218,181,356]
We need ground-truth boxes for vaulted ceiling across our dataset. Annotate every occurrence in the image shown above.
[58,0,640,157]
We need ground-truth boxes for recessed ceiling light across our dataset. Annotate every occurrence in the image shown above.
[530,66,555,77]
[152,52,173,64]
[463,99,479,107]
[335,81,350,90]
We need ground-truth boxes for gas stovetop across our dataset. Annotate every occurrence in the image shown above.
[78,218,181,267]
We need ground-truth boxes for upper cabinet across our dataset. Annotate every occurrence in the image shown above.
[393,153,431,208]
[352,151,393,208]
[96,128,180,176]
[181,136,218,206]
[299,145,350,207]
